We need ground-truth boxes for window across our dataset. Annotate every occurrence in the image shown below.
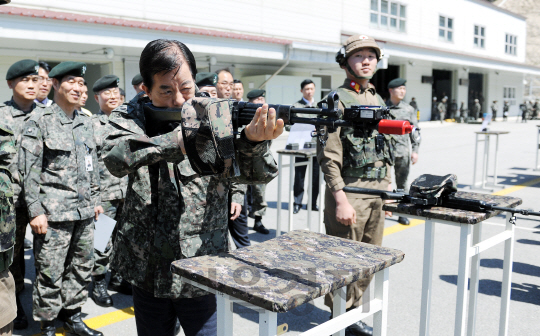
[505,34,517,55]
[370,0,406,32]
[439,15,453,42]
[503,86,516,106]
[474,25,485,48]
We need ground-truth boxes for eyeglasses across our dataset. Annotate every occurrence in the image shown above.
[101,88,120,98]
[38,76,52,83]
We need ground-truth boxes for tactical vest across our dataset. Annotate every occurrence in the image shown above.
[338,88,395,179]
[0,124,15,272]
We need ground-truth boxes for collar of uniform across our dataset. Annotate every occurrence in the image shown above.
[53,104,77,124]
[97,110,109,123]
[385,99,403,109]
[8,98,35,117]
[344,79,375,94]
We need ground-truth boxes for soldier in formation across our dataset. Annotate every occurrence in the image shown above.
[386,78,421,226]
[195,72,218,98]
[318,34,393,336]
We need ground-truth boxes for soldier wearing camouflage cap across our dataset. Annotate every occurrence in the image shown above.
[18,61,104,336]
[1,59,46,330]
[101,38,282,335]
[319,34,394,336]
[195,72,218,98]
[386,78,421,225]
[88,75,130,308]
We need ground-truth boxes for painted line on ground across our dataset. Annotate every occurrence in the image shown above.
[35,176,540,334]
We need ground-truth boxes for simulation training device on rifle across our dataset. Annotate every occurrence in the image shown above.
[143,91,419,148]
[343,174,540,222]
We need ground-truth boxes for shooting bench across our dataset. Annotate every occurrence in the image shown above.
[472,131,509,190]
[171,230,404,336]
[276,148,325,236]
[383,191,521,336]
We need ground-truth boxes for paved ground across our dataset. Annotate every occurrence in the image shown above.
[14,117,540,336]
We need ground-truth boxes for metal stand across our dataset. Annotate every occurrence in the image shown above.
[276,150,324,236]
[411,213,516,336]
[535,125,540,170]
[182,267,390,336]
[472,131,509,190]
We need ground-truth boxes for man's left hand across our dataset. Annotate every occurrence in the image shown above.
[245,104,284,142]
[411,152,419,165]
[230,202,242,220]
[94,206,105,220]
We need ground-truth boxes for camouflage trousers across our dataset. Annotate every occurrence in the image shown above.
[91,199,124,278]
[247,184,267,218]
[394,156,411,192]
[323,190,384,310]
[9,207,29,294]
[33,218,94,321]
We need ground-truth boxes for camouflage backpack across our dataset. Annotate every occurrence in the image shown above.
[409,174,458,203]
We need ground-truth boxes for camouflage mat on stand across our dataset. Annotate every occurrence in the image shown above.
[171,230,404,312]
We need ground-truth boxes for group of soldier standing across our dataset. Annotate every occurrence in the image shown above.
[0,31,423,336]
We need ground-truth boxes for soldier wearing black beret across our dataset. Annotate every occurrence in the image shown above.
[195,72,218,98]
[19,61,104,336]
[131,73,144,95]
[247,89,266,103]
[386,77,420,226]
[2,58,44,331]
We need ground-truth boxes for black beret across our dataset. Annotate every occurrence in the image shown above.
[6,59,39,80]
[195,72,217,88]
[247,89,265,99]
[49,62,87,79]
[388,78,406,89]
[93,75,119,93]
[131,73,143,85]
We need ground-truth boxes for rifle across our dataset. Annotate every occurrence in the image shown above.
[143,91,419,147]
[343,173,540,221]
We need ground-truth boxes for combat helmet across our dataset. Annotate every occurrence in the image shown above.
[336,35,383,66]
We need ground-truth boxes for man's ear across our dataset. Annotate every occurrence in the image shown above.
[51,78,60,91]
[94,95,100,104]
[6,80,13,89]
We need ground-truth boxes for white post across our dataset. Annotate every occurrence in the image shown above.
[454,224,472,336]
[419,219,435,336]
[481,134,489,189]
[373,268,389,336]
[472,133,479,188]
[259,310,278,336]
[499,213,515,336]
[277,154,283,237]
[307,156,313,231]
[319,165,325,234]
[467,223,482,336]
[493,135,500,186]
[332,287,347,336]
[536,127,540,170]
[216,293,234,336]
[289,155,295,232]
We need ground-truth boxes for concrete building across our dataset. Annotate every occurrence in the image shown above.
[1,0,538,119]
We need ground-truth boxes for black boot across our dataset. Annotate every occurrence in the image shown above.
[108,271,132,295]
[14,293,28,329]
[345,320,373,336]
[63,311,103,336]
[253,217,269,234]
[91,276,113,307]
[40,320,56,336]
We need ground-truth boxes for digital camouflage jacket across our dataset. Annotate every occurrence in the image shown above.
[0,99,45,207]
[0,122,16,260]
[103,95,278,298]
[18,104,100,222]
[90,111,128,202]
[385,99,420,157]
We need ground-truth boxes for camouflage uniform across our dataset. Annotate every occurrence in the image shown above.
[437,101,446,122]
[247,184,267,218]
[18,104,100,321]
[318,79,393,310]
[0,122,17,331]
[102,95,277,299]
[386,100,420,192]
[0,99,44,294]
[473,102,482,120]
[89,111,128,277]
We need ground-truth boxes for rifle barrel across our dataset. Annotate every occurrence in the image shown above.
[342,187,405,200]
